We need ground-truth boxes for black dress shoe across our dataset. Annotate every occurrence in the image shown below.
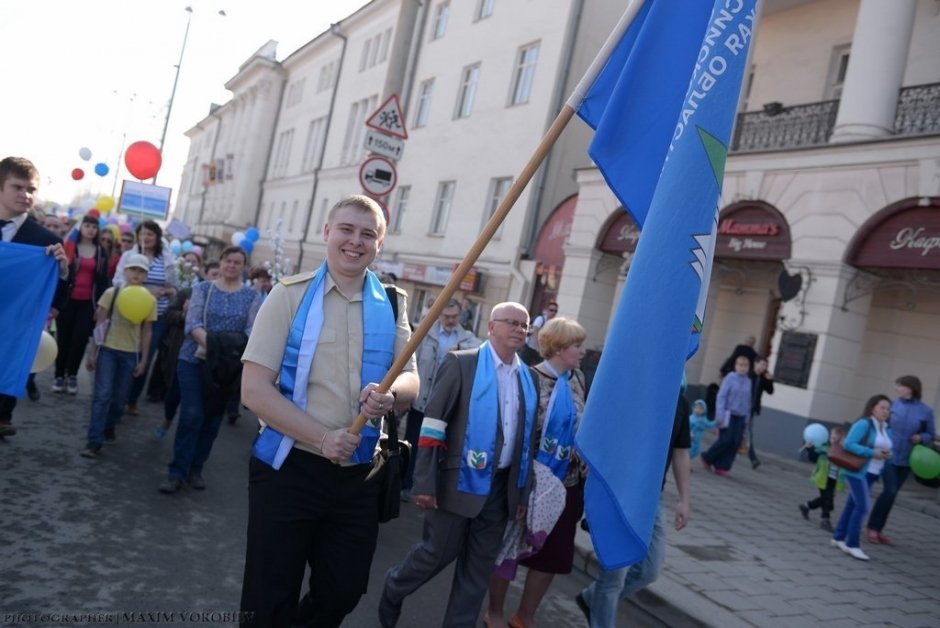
[575,592,591,624]
[378,587,401,628]
[27,382,40,401]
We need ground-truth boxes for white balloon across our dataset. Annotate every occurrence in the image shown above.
[232,231,246,245]
[31,331,58,373]
[78,146,92,161]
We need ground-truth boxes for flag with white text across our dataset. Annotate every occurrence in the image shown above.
[575,0,758,569]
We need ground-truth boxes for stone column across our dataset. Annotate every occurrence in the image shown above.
[830,0,917,142]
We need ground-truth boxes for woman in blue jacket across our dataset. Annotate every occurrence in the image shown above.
[866,375,936,544]
[831,394,893,561]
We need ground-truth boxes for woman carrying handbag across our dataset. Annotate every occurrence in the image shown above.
[830,394,893,561]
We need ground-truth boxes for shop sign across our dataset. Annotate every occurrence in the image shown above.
[598,212,640,254]
[849,203,940,270]
[397,262,482,292]
[716,204,791,261]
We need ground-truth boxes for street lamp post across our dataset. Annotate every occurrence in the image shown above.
[154,6,194,185]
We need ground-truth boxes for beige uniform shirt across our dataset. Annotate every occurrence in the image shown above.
[242,271,416,458]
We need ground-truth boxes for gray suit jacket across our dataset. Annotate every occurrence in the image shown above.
[412,348,537,519]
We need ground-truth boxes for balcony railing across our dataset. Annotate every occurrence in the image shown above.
[731,100,839,152]
[730,82,940,153]
[894,82,940,136]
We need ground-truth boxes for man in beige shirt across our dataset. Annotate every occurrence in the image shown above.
[238,195,418,628]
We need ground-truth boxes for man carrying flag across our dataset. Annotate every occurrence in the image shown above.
[571,0,759,603]
[0,156,69,436]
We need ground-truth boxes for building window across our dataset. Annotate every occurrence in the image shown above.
[316,197,330,234]
[826,44,851,100]
[378,28,392,62]
[302,116,327,172]
[509,42,539,106]
[272,129,295,178]
[476,0,495,20]
[360,38,372,72]
[289,199,300,234]
[430,181,455,235]
[483,177,512,239]
[317,61,336,92]
[341,95,378,165]
[414,79,434,128]
[432,2,449,40]
[286,78,305,108]
[455,64,480,119]
[390,185,410,234]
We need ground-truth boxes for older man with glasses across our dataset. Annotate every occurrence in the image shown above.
[380,302,539,628]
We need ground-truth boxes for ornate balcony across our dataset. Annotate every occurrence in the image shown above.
[731,100,839,152]
[730,83,940,153]
[894,83,940,136]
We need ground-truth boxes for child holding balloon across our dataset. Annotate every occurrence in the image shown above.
[80,254,156,458]
[800,424,846,531]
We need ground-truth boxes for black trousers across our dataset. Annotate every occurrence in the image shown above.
[0,393,16,422]
[240,449,379,628]
[54,298,96,378]
[808,476,837,518]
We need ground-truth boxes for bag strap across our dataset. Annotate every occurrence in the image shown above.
[384,286,398,322]
[203,283,213,330]
[384,409,400,451]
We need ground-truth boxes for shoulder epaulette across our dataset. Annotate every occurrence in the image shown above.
[280,271,317,286]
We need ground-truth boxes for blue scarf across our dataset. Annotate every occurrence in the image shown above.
[459,342,537,495]
[537,363,578,480]
[252,263,396,469]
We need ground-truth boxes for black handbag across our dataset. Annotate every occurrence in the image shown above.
[367,410,411,523]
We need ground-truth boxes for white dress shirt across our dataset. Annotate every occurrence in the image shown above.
[488,342,521,469]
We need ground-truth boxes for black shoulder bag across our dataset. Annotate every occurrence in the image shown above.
[366,286,412,523]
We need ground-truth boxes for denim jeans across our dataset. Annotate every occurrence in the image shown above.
[87,348,137,446]
[833,472,877,548]
[168,359,223,480]
[866,462,911,533]
[127,316,167,405]
[581,507,666,628]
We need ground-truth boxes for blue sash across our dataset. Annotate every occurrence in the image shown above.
[537,363,578,480]
[252,263,396,468]
[459,342,537,495]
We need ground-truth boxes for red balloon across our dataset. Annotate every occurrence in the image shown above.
[124,141,162,180]
[71,168,85,181]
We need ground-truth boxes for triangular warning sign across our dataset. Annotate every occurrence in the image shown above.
[365,94,408,140]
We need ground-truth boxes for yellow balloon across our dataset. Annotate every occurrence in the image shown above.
[31,331,58,373]
[96,195,116,213]
[116,285,156,324]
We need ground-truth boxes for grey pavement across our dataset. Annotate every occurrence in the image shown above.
[1,369,656,628]
[572,432,940,627]
[3,368,939,626]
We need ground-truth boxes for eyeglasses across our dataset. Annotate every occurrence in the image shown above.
[493,318,529,331]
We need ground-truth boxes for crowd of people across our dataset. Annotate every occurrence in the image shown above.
[4,155,937,627]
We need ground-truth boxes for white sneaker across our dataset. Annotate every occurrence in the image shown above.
[846,546,870,561]
[830,539,848,551]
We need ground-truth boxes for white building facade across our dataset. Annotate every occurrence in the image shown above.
[175,0,940,456]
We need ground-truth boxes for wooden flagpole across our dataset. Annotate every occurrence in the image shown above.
[349,0,647,435]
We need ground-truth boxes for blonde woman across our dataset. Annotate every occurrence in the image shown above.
[486,316,587,628]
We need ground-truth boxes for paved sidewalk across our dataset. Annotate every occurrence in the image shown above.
[572,437,940,627]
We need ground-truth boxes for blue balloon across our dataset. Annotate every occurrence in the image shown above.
[241,240,254,254]
[98,217,109,228]
[170,240,182,255]
[802,423,829,447]
[181,240,194,253]
[94,162,109,177]
[244,227,260,243]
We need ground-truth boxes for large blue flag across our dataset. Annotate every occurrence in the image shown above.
[575,0,758,569]
[0,242,59,397]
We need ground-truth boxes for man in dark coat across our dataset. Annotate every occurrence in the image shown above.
[0,157,69,436]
